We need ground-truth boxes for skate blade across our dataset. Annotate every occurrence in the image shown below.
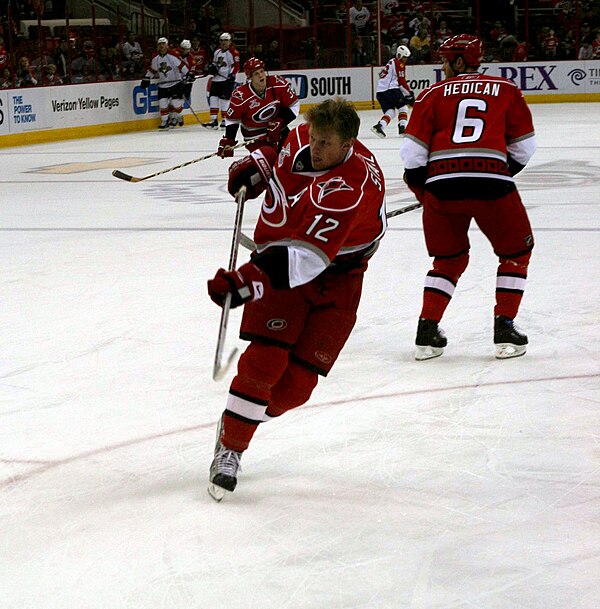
[495,343,527,359]
[415,345,444,361]
[370,126,385,139]
[207,482,228,502]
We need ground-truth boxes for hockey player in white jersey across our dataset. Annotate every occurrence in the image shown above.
[140,37,191,129]
[371,45,415,137]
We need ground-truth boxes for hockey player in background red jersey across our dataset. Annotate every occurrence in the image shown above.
[206,98,387,500]
[217,57,300,158]
[400,34,536,361]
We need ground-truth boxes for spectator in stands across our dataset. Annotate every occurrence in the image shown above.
[53,37,70,83]
[16,55,38,86]
[408,11,430,37]
[592,30,600,58]
[206,5,223,44]
[349,0,371,36]
[434,20,453,45]
[500,33,519,61]
[351,36,370,66]
[0,35,8,73]
[44,63,63,85]
[513,39,528,61]
[1,66,13,88]
[409,27,431,64]
[490,21,508,44]
[31,53,53,81]
[542,28,560,58]
[263,39,281,71]
[578,39,594,59]
[122,31,144,78]
[580,22,592,41]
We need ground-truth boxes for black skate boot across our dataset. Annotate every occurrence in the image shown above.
[415,318,447,361]
[208,415,242,502]
[371,123,385,138]
[398,124,406,135]
[494,315,528,359]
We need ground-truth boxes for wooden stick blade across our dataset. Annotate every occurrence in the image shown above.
[112,169,142,183]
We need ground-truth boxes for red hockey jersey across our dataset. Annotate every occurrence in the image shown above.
[401,72,536,200]
[253,123,387,287]
[226,75,300,142]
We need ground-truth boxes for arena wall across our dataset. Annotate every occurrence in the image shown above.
[1,61,599,148]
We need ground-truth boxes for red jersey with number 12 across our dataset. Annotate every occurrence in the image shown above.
[254,123,387,267]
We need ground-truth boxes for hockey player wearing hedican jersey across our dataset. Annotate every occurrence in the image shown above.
[202,32,240,129]
[371,45,415,138]
[217,57,300,158]
[140,37,191,129]
[206,99,387,500]
[400,34,536,361]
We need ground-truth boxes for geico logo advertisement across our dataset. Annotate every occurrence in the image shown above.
[133,85,194,114]
[132,85,160,114]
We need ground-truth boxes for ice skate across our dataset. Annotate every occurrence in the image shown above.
[208,415,242,502]
[371,123,385,138]
[415,318,447,360]
[398,124,406,135]
[158,120,169,130]
[494,315,527,359]
[202,120,219,130]
[219,120,226,129]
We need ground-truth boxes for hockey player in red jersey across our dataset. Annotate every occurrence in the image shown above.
[400,34,536,360]
[206,98,387,500]
[217,57,300,158]
[371,44,415,138]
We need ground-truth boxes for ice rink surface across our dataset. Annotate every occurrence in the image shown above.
[1,103,599,609]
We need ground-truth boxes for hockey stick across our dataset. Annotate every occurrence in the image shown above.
[183,94,203,124]
[112,138,258,182]
[386,201,423,219]
[213,187,247,381]
[237,201,423,252]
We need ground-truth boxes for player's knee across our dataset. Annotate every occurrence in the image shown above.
[269,361,318,415]
[433,251,469,282]
[236,342,289,389]
[498,251,531,274]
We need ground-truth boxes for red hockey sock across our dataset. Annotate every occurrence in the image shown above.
[420,254,469,321]
[220,342,289,452]
[494,253,531,318]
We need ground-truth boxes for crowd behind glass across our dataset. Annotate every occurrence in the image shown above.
[1,0,599,90]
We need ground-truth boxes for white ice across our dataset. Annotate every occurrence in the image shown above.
[1,104,599,609]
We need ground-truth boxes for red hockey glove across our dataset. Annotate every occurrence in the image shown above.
[227,146,277,199]
[218,137,237,158]
[207,262,267,308]
[266,118,285,144]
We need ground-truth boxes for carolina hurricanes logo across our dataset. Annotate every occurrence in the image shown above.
[251,101,279,124]
[316,177,353,202]
[249,99,260,109]
[232,89,244,101]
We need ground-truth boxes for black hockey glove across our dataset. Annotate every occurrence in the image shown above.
[140,79,150,89]
[405,93,415,106]
[207,63,218,76]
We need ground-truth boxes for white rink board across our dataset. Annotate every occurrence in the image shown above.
[1,61,598,142]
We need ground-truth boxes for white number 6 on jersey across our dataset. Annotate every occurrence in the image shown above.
[452,98,487,144]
